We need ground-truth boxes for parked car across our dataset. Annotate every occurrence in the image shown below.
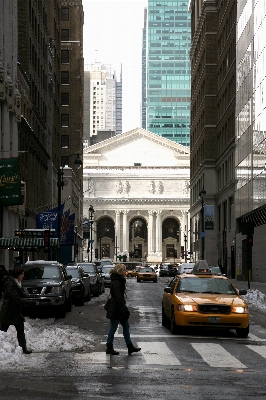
[94,259,114,272]
[162,272,249,337]
[101,265,113,287]
[76,262,104,296]
[159,264,177,277]
[22,260,72,318]
[137,267,157,283]
[65,265,91,306]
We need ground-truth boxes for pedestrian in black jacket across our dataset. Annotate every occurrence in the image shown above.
[0,264,8,299]
[105,263,141,355]
[0,267,35,354]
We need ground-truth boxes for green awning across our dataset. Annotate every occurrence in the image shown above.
[0,237,59,249]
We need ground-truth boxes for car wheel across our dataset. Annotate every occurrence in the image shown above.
[170,312,178,334]
[236,325,249,338]
[94,284,100,297]
[127,274,132,277]
[137,277,140,282]
[85,289,91,302]
[77,289,85,306]
[56,301,66,318]
[153,279,157,283]
[66,293,72,312]
[162,305,168,327]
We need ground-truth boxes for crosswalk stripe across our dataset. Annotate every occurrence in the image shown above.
[191,343,247,368]
[74,352,110,364]
[137,341,181,365]
[248,333,266,342]
[246,345,266,358]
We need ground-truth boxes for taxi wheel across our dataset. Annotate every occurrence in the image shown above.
[162,305,168,327]
[236,325,249,338]
[170,313,178,334]
[127,274,132,277]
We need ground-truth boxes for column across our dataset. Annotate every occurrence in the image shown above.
[122,210,129,253]
[148,210,154,254]
[115,210,121,254]
[155,210,162,252]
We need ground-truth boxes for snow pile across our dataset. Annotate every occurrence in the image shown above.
[0,317,95,367]
[243,289,266,309]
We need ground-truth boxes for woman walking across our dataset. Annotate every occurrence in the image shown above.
[0,267,35,354]
[105,263,141,355]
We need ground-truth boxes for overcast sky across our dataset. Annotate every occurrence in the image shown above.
[82,0,148,133]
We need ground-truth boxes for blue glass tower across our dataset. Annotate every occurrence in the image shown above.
[144,0,191,146]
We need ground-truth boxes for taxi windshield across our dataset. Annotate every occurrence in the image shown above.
[176,277,237,295]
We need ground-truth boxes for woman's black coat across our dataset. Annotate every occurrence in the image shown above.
[0,275,34,326]
[106,272,130,320]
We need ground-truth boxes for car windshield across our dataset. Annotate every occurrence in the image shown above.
[140,268,154,272]
[175,277,237,295]
[24,265,61,280]
[79,264,95,273]
[102,266,113,273]
[66,268,80,278]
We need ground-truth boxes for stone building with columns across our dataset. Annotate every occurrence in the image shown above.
[83,128,190,263]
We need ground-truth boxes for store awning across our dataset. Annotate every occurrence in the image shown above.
[0,237,59,249]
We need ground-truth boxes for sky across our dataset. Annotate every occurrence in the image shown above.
[0,289,265,368]
[82,0,148,133]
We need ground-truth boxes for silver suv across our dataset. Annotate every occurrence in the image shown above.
[76,262,104,296]
[22,260,72,318]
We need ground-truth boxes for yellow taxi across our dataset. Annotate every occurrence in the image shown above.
[162,273,249,337]
[125,266,142,277]
[137,267,157,283]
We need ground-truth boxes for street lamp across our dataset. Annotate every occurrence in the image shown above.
[199,187,206,260]
[184,233,187,262]
[57,153,82,263]
[89,205,95,262]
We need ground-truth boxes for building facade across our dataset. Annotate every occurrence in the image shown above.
[82,128,190,264]
[235,0,266,282]
[83,63,122,146]
[143,0,191,146]
[189,0,237,273]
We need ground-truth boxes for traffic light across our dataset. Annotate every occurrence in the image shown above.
[75,243,78,255]
[181,246,184,258]
[95,248,98,259]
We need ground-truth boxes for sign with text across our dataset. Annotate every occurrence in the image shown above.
[204,205,214,230]
[0,158,21,205]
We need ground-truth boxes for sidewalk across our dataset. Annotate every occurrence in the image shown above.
[231,279,266,295]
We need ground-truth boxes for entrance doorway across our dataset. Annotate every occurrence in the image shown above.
[133,244,142,259]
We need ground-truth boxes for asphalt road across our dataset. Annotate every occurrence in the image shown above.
[1,277,266,399]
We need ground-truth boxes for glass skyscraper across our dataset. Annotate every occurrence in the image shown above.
[143,0,191,146]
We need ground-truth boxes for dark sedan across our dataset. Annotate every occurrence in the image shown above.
[65,265,91,306]
[159,264,178,277]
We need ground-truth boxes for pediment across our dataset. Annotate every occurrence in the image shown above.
[83,127,190,168]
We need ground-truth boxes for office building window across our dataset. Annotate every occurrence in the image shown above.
[61,8,69,21]
[61,71,69,85]
[61,93,69,106]
[61,114,69,127]
[61,50,69,64]
[61,29,69,41]
[61,135,69,148]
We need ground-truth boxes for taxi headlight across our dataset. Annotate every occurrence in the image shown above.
[50,286,62,295]
[176,304,197,312]
[232,306,249,314]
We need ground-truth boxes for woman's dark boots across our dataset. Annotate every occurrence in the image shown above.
[127,343,141,355]
[106,344,119,355]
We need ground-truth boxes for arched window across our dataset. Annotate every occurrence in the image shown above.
[129,218,147,241]
[97,217,114,241]
[162,218,180,241]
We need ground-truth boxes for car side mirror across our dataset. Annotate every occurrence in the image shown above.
[83,273,89,277]
[164,287,173,294]
[238,289,247,295]
[66,275,72,280]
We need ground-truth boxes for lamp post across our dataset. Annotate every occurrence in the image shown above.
[89,205,95,262]
[199,188,206,260]
[184,233,187,262]
[57,153,82,263]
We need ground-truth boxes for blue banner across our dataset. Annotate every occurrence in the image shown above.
[204,205,214,230]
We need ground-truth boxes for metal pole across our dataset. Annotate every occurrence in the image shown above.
[201,198,205,260]
[57,168,63,263]
[184,234,187,262]
[90,218,93,263]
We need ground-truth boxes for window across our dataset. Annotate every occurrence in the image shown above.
[61,71,69,85]
[61,50,69,64]
[61,29,69,41]
[61,93,69,106]
[61,7,69,21]
[61,135,69,148]
[61,114,69,127]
